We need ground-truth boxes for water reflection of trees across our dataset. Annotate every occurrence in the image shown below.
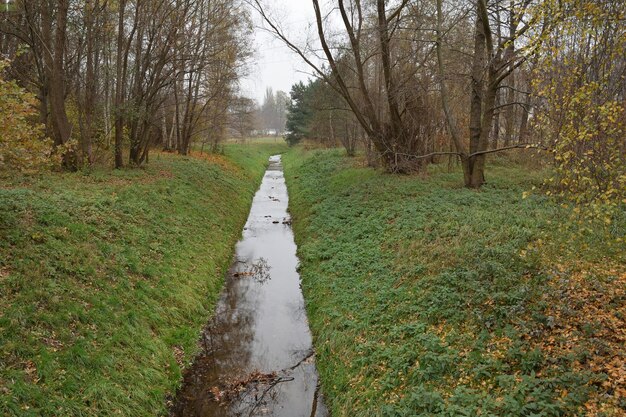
[234,257,271,284]
[170,159,323,417]
[170,263,261,417]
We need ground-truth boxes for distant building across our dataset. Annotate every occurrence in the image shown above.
[251,129,283,137]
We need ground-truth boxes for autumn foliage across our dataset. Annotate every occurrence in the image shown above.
[0,61,53,175]
[533,0,626,221]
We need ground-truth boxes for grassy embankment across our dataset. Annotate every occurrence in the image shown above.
[0,143,286,416]
[283,149,625,417]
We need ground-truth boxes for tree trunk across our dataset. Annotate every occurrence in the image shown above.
[114,0,126,169]
[83,0,98,165]
[518,90,531,142]
[38,86,49,130]
[470,72,498,188]
[467,9,487,188]
[503,1,518,147]
[436,0,469,183]
[43,0,74,169]
[468,1,501,189]
[491,90,501,148]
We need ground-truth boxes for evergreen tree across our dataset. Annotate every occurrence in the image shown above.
[285,81,312,146]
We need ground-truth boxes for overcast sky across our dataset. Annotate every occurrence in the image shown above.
[240,0,318,104]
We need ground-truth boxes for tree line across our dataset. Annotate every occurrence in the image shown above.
[0,0,252,170]
[265,0,625,199]
[0,0,623,209]
[225,87,289,141]
[258,87,288,135]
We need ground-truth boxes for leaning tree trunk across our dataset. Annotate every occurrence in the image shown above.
[436,0,469,184]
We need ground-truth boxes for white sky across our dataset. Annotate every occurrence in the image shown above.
[240,0,319,104]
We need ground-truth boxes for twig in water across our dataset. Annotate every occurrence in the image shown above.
[247,376,295,417]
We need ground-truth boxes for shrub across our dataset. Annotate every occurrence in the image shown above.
[0,60,53,175]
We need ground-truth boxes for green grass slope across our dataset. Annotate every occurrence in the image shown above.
[283,149,625,417]
[0,143,286,416]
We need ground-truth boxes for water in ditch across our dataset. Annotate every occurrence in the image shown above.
[170,155,328,417]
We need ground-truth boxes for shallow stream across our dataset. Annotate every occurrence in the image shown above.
[170,155,328,417]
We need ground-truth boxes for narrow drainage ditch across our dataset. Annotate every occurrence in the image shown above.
[170,155,328,417]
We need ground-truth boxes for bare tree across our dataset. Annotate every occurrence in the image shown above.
[230,96,256,141]
[0,0,252,169]
[41,0,74,167]
[436,0,547,187]
[251,0,436,173]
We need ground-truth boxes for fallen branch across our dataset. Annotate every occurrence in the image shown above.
[286,349,315,371]
[247,376,295,417]
[209,370,282,404]
[208,350,316,411]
